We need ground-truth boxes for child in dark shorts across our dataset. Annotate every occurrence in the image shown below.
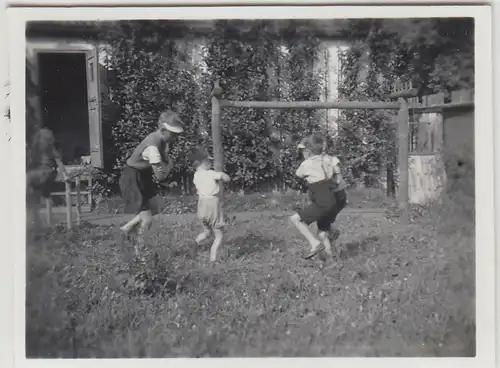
[290,133,347,259]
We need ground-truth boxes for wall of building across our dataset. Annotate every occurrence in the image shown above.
[443,109,474,162]
[314,40,350,134]
[406,90,474,204]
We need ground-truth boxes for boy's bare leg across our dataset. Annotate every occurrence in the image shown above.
[195,225,212,244]
[318,231,333,256]
[210,228,224,262]
[135,210,152,256]
[289,214,323,252]
[121,214,141,235]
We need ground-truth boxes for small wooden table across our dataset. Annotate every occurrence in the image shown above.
[46,165,93,229]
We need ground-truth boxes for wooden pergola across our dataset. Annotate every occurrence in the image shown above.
[209,80,474,222]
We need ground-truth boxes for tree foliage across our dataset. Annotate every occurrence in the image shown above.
[336,18,474,189]
[98,20,324,196]
[95,18,473,196]
[97,21,205,196]
[203,20,322,192]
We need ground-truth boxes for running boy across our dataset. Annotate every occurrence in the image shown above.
[190,148,231,262]
[119,110,184,253]
[290,133,347,259]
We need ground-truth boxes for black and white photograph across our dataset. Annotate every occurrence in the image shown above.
[3,2,495,365]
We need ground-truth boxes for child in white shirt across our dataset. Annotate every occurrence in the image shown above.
[190,148,231,262]
[290,133,347,259]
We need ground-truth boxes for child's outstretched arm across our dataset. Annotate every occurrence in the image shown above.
[157,156,175,187]
[295,160,310,180]
[213,172,231,183]
[151,163,167,182]
[164,155,174,176]
[146,145,174,183]
[154,157,174,184]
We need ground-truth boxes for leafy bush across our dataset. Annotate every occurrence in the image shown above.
[97,21,205,196]
[203,20,323,192]
[96,20,325,197]
[94,19,473,198]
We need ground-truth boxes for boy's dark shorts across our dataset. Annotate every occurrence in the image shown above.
[298,188,347,232]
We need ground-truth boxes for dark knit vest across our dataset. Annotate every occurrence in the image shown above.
[126,132,165,170]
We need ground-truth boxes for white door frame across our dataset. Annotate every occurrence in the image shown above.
[26,40,104,168]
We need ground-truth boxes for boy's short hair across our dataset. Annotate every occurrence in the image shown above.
[300,133,324,155]
[189,147,212,167]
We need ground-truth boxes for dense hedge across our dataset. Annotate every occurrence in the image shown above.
[203,20,322,192]
[95,20,325,197]
[84,19,473,198]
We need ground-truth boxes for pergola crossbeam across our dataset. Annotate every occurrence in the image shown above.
[221,100,400,110]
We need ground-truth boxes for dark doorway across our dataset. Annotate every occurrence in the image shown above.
[38,52,89,165]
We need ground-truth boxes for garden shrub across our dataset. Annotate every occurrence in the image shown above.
[97,20,325,197]
[93,19,473,198]
[98,21,205,196]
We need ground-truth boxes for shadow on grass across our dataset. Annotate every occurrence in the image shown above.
[338,235,380,260]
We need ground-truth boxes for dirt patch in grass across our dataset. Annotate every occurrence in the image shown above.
[26,203,474,357]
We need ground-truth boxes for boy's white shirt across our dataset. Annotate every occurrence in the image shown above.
[141,146,162,164]
[296,154,341,184]
[193,168,223,197]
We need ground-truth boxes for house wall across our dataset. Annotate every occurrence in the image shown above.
[314,40,350,134]
[406,90,474,204]
[443,109,474,162]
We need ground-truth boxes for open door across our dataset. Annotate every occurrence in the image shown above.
[86,47,104,168]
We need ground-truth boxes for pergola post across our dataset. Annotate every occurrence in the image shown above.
[397,97,410,222]
[390,80,415,222]
[209,78,426,222]
[210,79,224,203]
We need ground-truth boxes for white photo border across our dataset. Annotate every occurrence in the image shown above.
[4,3,494,368]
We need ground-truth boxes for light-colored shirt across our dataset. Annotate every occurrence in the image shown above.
[141,145,162,165]
[193,169,224,197]
[296,154,341,184]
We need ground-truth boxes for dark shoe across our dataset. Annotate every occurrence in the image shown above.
[305,244,326,260]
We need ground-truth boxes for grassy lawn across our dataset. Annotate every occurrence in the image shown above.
[26,189,475,358]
